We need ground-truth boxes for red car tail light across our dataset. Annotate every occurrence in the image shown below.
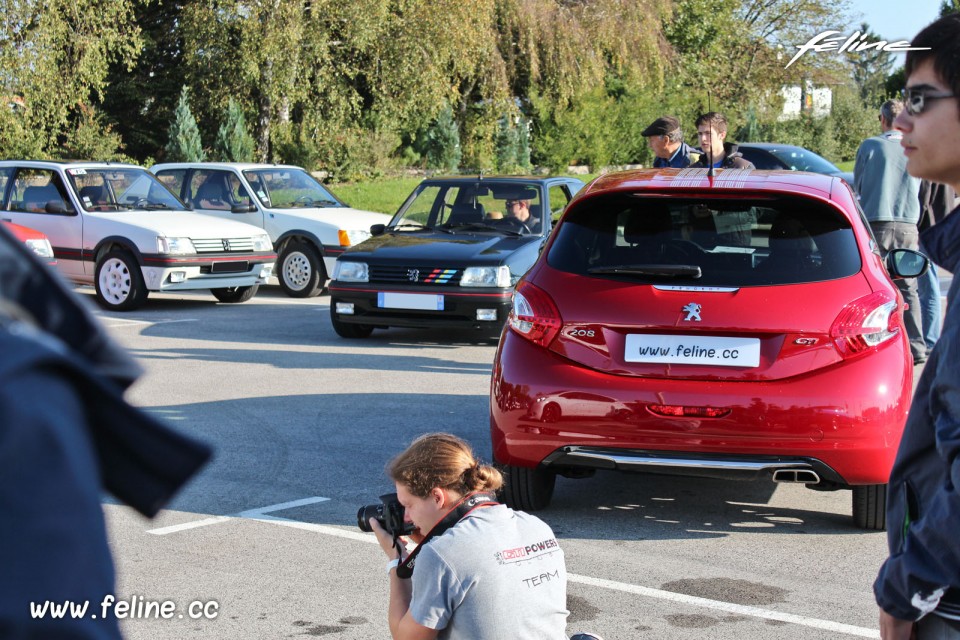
[647,404,731,418]
[830,290,900,357]
[508,280,562,347]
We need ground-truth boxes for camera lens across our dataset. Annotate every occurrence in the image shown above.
[356,504,382,532]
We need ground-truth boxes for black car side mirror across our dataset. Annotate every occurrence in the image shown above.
[886,249,929,279]
[370,224,386,236]
[231,204,258,214]
[45,201,74,214]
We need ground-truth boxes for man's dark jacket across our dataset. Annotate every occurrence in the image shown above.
[874,204,960,622]
[0,224,211,638]
[691,142,755,169]
[653,142,701,169]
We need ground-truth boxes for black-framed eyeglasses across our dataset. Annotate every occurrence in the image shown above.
[505,200,521,206]
[902,87,956,116]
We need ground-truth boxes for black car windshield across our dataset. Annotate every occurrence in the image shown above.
[242,168,344,209]
[66,168,188,212]
[390,181,546,236]
[548,193,861,287]
[766,147,841,174]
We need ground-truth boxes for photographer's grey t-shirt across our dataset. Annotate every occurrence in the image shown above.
[409,504,568,639]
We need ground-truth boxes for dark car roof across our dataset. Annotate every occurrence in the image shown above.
[737,142,803,151]
[417,175,582,186]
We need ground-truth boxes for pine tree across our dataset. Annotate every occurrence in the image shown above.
[423,106,461,172]
[214,99,255,162]
[164,87,206,162]
[517,118,532,171]
[494,116,519,173]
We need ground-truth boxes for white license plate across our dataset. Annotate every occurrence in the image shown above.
[377,292,444,311]
[624,334,760,367]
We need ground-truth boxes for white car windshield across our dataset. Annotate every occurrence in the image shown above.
[67,168,188,212]
[242,168,343,209]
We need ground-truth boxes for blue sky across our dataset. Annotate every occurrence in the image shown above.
[846,0,944,46]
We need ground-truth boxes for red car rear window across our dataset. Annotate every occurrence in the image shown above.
[547,194,861,287]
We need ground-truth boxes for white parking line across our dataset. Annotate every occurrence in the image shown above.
[99,318,199,328]
[147,496,329,536]
[146,497,879,637]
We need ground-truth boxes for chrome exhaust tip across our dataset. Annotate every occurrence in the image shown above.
[772,469,821,484]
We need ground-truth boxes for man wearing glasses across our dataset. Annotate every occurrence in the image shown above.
[504,198,537,233]
[874,12,960,640]
[854,99,925,364]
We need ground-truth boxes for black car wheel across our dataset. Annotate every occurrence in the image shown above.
[278,240,324,297]
[211,285,258,303]
[329,303,374,338]
[852,484,886,530]
[501,464,556,511]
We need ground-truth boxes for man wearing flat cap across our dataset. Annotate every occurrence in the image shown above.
[642,115,701,169]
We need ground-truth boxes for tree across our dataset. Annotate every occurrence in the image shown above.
[100,0,187,161]
[214,99,255,162]
[849,22,895,106]
[494,116,520,172]
[0,0,142,158]
[423,105,461,172]
[164,87,205,162]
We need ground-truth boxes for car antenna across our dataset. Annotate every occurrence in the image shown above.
[706,92,715,179]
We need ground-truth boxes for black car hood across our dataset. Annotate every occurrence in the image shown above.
[342,230,541,264]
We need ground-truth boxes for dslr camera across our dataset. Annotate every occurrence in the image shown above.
[357,493,415,536]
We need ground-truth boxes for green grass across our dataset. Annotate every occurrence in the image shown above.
[835,160,854,172]
[330,173,602,215]
[331,177,422,215]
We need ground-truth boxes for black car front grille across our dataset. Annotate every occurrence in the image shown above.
[370,265,463,286]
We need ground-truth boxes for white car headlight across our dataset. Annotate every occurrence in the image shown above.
[157,237,196,255]
[461,265,511,288]
[333,260,369,282]
[25,238,55,259]
[338,229,372,247]
[252,234,273,252]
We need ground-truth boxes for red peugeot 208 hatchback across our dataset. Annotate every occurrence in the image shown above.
[490,169,926,530]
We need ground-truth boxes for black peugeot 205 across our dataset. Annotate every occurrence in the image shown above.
[328,175,585,338]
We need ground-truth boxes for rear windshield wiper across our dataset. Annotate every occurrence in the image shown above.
[588,264,702,278]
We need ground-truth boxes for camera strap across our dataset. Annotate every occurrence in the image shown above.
[395,491,498,579]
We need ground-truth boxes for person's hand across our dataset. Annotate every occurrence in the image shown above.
[369,518,402,560]
[879,609,916,640]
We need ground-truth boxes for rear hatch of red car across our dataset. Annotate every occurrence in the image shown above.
[516,191,901,383]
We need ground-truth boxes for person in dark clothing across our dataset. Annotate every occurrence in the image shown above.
[874,12,960,640]
[641,116,701,168]
[0,223,212,639]
[917,180,956,350]
[691,112,755,169]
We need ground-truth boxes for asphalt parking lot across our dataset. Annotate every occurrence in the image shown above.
[86,285,902,639]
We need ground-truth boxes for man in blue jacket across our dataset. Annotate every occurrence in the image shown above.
[874,12,960,640]
[642,116,701,168]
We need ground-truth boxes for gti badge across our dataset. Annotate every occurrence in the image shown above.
[407,269,420,282]
[682,302,702,322]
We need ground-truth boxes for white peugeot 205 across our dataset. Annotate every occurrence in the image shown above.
[151,163,390,298]
[0,160,276,310]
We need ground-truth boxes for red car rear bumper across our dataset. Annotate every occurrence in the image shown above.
[491,329,912,486]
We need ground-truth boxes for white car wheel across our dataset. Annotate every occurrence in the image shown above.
[95,250,148,311]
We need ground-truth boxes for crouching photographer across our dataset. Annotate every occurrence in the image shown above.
[364,433,569,639]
